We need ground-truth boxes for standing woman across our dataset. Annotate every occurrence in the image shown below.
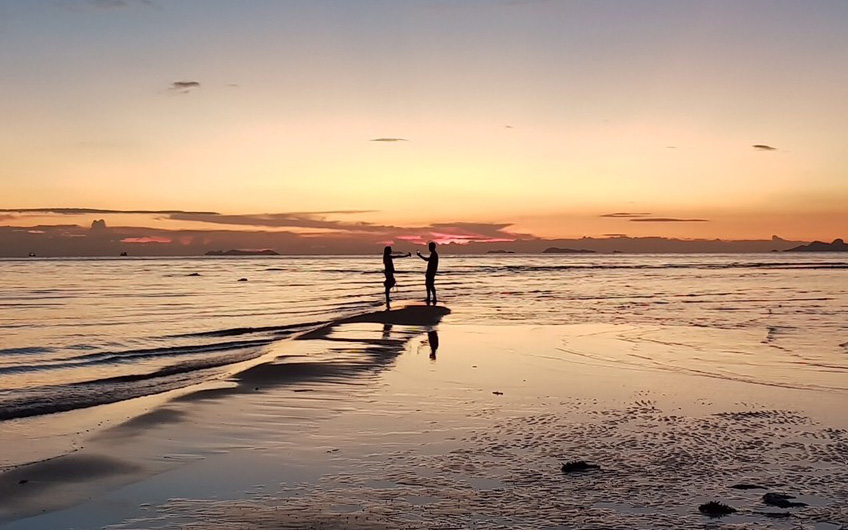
[383,246,411,310]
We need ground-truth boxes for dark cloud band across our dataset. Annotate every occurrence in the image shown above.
[629,218,708,223]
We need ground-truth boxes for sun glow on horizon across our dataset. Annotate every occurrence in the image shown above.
[1,1,846,249]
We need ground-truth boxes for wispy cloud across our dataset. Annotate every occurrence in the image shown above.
[629,218,708,223]
[121,236,171,244]
[168,212,524,244]
[0,208,218,215]
[169,81,201,93]
[90,0,152,9]
[427,222,525,240]
[167,211,397,233]
[600,212,652,218]
[59,0,154,11]
[753,144,777,151]
[370,138,408,142]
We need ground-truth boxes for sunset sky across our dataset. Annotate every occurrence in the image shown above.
[1,0,847,253]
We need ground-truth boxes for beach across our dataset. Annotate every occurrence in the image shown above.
[1,255,847,529]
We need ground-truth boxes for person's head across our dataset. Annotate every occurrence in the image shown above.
[383,246,392,256]
[428,241,436,252]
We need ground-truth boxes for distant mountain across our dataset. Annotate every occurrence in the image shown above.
[543,247,596,254]
[0,220,820,257]
[487,250,515,254]
[786,239,848,252]
[205,249,280,256]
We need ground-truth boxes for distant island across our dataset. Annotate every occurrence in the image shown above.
[786,239,848,252]
[487,250,515,254]
[543,247,597,254]
[205,249,280,256]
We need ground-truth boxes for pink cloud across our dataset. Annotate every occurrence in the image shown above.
[121,236,172,244]
[427,231,515,245]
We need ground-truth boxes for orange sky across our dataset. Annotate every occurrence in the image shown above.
[1,1,846,243]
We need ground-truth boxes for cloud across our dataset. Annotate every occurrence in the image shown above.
[0,208,520,245]
[168,213,525,245]
[91,0,135,8]
[0,214,17,222]
[370,138,408,142]
[169,81,201,93]
[287,210,375,216]
[167,211,399,233]
[121,236,171,244]
[753,144,777,151]
[600,212,652,218]
[427,222,525,239]
[59,0,154,11]
[0,208,218,215]
[629,218,708,222]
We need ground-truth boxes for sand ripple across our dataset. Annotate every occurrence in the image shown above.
[110,402,848,529]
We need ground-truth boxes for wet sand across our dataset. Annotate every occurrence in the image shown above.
[2,306,848,529]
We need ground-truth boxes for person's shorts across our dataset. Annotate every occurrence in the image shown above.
[425,275,435,287]
[384,277,396,289]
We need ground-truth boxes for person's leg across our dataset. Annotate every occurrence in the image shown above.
[425,277,435,305]
[384,279,392,310]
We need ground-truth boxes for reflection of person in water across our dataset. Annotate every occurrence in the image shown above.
[416,241,439,305]
[383,246,411,310]
[428,330,439,360]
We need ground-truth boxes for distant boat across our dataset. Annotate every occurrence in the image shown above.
[27,252,36,257]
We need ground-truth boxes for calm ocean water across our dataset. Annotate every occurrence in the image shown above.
[1,254,847,423]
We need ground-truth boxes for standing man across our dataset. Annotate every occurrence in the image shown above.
[416,241,439,305]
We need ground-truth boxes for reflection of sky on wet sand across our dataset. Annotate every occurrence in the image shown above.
[8,319,847,529]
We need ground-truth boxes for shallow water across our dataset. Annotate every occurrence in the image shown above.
[1,254,846,424]
[19,322,845,530]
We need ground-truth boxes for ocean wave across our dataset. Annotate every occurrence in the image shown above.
[0,338,278,375]
[0,304,450,422]
[0,346,55,356]
[0,348,264,421]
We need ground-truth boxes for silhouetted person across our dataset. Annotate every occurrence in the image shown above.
[416,241,439,305]
[428,330,439,360]
[383,246,410,310]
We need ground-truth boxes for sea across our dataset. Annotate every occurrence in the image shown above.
[2,253,847,441]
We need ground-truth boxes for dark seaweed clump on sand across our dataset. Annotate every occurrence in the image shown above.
[699,501,736,517]
[560,460,600,473]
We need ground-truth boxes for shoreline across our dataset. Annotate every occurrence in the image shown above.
[0,304,451,525]
[2,315,847,528]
